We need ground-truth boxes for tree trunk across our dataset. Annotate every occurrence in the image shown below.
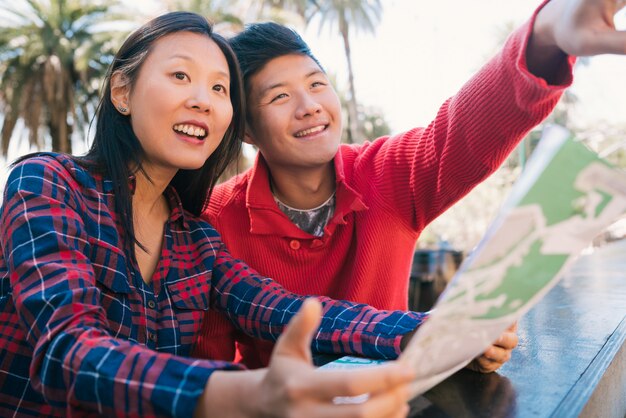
[1,111,18,157]
[339,14,361,144]
[50,95,70,154]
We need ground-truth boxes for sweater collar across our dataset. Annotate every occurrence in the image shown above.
[245,149,368,237]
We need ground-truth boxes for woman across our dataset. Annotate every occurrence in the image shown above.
[0,12,422,418]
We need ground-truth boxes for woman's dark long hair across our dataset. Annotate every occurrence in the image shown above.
[83,12,245,253]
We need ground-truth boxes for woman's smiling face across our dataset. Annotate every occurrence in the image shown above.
[115,31,233,177]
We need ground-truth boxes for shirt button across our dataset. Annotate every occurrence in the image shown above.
[148,332,157,342]
[289,240,301,250]
[312,239,323,248]
[147,300,156,309]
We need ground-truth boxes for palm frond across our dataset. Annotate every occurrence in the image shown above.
[0,0,130,156]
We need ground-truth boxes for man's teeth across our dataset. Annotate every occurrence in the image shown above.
[295,125,325,137]
[173,124,206,138]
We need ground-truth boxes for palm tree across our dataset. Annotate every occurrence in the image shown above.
[0,0,128,156]
[250,0,308,23]
[163,0,245,33]
[306,0,382,143]
[253,0,383,143]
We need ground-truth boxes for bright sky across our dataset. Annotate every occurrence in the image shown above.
[101,0,626,134]
[1,0,625,175]
[301,0,626,134]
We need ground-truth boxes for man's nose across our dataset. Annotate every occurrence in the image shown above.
[295,94,322,118]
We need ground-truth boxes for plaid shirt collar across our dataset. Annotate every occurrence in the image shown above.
[99,173,190,231]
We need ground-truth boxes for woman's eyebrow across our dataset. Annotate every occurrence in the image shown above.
[165,54,230,78]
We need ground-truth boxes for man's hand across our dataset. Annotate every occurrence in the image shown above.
[539,0,626,56]
[466,323,519,374]
[528,0,626,81]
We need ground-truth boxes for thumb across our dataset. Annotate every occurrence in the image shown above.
[581,30,626,56]
[272,298,322,362]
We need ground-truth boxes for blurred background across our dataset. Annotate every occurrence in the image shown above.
[1,0,625,262]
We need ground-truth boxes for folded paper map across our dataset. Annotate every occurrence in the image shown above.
[322,125,626,400]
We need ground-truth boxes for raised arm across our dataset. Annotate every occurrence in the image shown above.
[353,0,577,232]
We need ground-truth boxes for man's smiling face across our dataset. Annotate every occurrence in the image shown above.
[245,53,343,171]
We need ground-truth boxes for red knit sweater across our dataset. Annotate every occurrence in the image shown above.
[194,7,574,367]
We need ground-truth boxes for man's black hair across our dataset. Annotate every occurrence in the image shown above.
[229,22,324,97]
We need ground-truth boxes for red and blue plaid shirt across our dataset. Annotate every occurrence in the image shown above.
[0,154,425,417]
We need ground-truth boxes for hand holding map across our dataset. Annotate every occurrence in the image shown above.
[399,125,626,398]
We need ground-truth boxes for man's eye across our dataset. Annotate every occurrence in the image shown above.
[312,81,326,88]
[270,93,288,103]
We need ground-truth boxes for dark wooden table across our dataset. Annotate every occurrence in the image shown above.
[408,239,626,418]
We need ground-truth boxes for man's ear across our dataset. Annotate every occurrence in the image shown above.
[110,71,131,115]
[242,124,256,146]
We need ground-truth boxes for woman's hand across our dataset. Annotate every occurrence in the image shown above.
[198,298,416,417]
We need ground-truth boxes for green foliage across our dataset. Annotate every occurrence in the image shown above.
[306,0,381,35]
[326,72,390,143]
[359,104,390,139]
[163,0,244,31]
[305,0,383,143]
[0,0,129,156]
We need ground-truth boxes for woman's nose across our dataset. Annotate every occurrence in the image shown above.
[186,87,212,113]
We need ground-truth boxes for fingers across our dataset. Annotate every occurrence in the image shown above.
[265,362,414,417]
[467,324,519,373]
[471,340,514,373]
[272,298,321,361]
[481,325,518,363]
[482,343,513,365]
[563,25,626,57]
[493,327,519,351]
[467,353,507,374]
[307,380,411,418]
[541,0,626,57]
[298,362,415,401]
[364,381,412,418]
[581,30,626,56]
[266,300,414,416]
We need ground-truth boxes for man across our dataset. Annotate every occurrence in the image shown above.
[196,0,626,369]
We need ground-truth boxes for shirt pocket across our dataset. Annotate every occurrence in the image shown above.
[166,272,212,349]
[167,271,211,311]
[88,238,131,294]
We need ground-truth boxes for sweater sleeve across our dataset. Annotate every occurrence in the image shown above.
[353,4,574,233]
[0,158,242,418]
[209,244,427,359]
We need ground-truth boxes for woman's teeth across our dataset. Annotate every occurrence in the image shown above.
[173,123,206,138]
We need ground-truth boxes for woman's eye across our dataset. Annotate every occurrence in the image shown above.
[173,72,188,81]
[213,84,227,94]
